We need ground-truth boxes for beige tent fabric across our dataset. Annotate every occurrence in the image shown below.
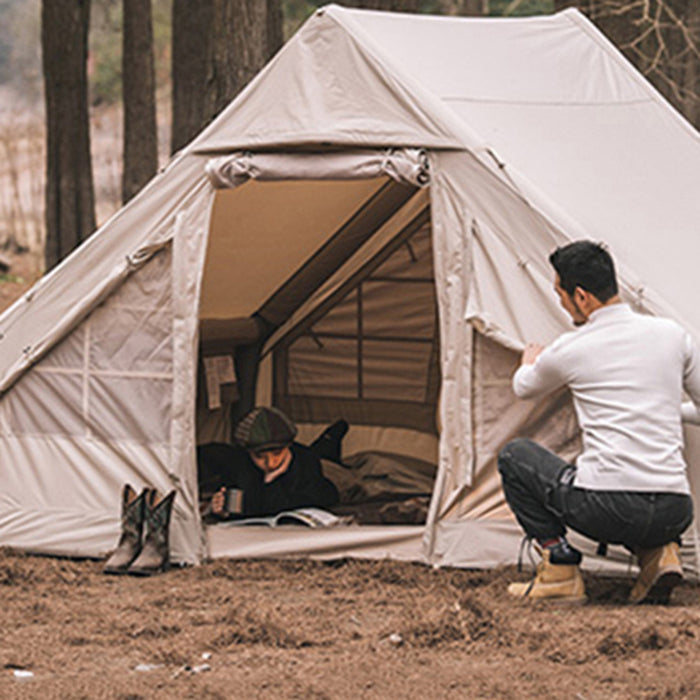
[206,149,430,189]
[207,523,425,561]
[0,247,199,562]
[190,10,468,152]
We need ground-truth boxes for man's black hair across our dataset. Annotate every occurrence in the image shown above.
[549,241,618,302]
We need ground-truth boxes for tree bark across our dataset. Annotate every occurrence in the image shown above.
[459,0,488,15]
[342,0,421,10]
[171,0,283,155]
[42,0,96,271]
[171,0,212,153]
[122,0,158,204]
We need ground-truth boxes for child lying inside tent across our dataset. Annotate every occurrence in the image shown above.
[197,407,344,519]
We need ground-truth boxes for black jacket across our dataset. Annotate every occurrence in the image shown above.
[197,441,339,517]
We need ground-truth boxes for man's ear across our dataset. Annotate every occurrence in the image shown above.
[573,286,587,304]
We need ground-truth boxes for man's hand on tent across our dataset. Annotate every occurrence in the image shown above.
[521,343,544,366]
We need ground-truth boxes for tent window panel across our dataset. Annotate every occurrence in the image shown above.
[89,308,173,373]
[5,371,84,437]
[38,325,86,370]
[361,340,432,401]
[87,376,172,444]
[310,290,357,337]
[361,279,435,339]
[287,336,358,399]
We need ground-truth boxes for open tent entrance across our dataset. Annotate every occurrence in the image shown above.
[196,152,441,529]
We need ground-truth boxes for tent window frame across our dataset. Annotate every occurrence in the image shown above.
[272,207,440,434]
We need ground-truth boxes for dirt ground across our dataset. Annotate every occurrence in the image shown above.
[1,548,700,700]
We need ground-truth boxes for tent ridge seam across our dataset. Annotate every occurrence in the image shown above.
[442,96,653,108]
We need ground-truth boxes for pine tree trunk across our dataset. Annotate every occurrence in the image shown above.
[42,0,95,271]
[122,0,158,204]
[267,0,284,62]
[171,0,283,155]
[171,0,212,153]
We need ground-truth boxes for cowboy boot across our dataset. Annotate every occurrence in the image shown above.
[629,542,683,604]
[508,547,587,603]
[128,489,176,576]
[103,484,147,575]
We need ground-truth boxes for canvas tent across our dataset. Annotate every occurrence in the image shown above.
[1,5,700,574]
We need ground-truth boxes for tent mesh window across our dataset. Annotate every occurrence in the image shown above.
[273,221,439,434]
[2,248,174,445]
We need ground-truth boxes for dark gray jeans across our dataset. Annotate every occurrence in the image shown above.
[497,438,693,551]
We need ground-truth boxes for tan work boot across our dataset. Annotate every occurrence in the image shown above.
[508,549,586,603]
[629,542,682,604]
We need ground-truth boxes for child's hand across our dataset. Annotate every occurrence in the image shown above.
[211,487,226,515]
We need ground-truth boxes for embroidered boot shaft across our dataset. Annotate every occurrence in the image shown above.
[103,485,147,575]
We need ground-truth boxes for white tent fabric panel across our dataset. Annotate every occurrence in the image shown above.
[453,332,580,522]
[4,248,174,444]
[347,9,650,106]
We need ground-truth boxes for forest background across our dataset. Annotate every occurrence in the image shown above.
[0,0,698,290]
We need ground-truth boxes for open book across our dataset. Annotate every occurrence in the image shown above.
[223,507,346,528]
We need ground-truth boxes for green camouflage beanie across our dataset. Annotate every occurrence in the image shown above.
[234,407,297,451]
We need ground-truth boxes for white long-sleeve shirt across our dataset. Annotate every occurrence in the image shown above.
[513,304,700,494]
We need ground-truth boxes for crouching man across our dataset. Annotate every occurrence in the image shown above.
[498,241,700,604]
